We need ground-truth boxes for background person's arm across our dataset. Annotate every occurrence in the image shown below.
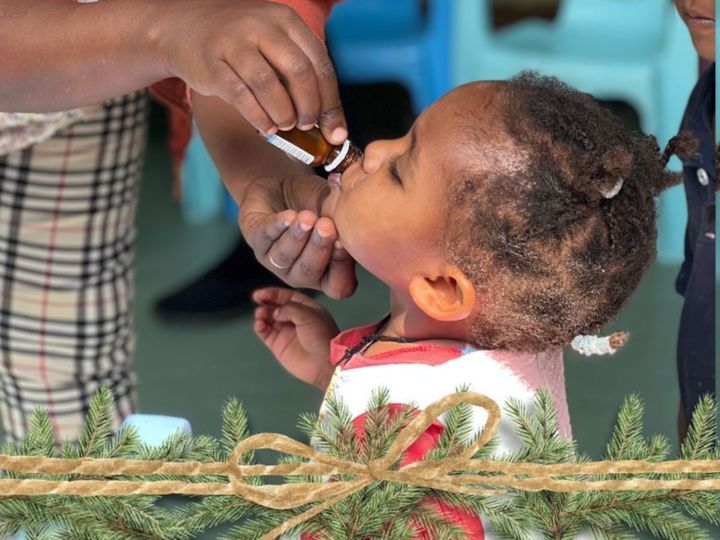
[0,0,346,143]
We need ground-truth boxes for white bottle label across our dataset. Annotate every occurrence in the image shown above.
[264,134,314,165]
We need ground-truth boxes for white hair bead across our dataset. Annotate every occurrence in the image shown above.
[600,178,624,199]
[571,334,619,356]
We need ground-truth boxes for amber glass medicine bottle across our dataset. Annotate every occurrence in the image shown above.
[264,127,362,173]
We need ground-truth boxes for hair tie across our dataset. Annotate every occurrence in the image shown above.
[571,331,629,356]
[600,178,624,199]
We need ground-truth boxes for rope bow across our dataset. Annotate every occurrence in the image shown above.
[1,392,720,540]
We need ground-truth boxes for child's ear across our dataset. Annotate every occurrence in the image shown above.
[408,266,476,322]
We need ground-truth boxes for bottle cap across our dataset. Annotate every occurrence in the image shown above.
[324,140,351,172]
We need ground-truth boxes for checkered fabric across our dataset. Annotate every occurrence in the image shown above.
[0,91,148,446]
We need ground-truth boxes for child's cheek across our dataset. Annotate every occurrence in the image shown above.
[346,239,412,288]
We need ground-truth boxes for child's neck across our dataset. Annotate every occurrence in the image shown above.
[365,290,471,354]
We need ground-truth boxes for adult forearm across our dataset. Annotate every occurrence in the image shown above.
[0,0,165,112]
[192,92,311,203]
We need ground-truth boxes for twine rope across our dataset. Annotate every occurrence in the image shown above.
[1,392,719,540]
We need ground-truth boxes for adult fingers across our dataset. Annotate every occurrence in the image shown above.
[240,207,296,258]
[284,217,337,288]
[321,242,357,299]
[224,48,297,132]
[282,15,347,144]
[265,211,317,275]
[258,31,321,131]
[215,58,278,135]
[281,174,331,216]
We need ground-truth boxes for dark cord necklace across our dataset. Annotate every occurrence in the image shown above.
[338,314,425,366]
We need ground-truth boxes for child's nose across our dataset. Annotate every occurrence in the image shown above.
[362,140,394,174]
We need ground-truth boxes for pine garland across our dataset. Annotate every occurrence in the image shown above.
[0,387,718,539]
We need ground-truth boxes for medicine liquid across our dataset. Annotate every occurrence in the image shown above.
[264,127,362,173]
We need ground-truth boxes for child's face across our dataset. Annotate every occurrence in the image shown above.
[674,0,715,60]
[322,83,516,289]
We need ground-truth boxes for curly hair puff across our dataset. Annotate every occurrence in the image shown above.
[444,73,696,352]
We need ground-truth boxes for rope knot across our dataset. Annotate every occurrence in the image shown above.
[367,459,387,481]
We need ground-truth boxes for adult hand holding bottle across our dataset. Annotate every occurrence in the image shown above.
[192,93,358,300]
[0,0,347,144]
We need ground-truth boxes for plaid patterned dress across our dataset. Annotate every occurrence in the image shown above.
[0,91,148,445]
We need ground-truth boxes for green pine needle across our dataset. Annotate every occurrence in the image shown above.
[75,386,115,459]
[1,387,718,539]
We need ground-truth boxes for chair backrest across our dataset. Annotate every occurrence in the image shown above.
[556,0,670,42]
[327,0,424,41]
[425,0,452,43]
[659,3,696,54]
[453,0,494,46]
[326,0,453,112]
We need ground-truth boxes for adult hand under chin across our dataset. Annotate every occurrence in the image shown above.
[238,175,358,300]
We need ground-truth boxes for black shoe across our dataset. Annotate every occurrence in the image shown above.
[155,239,290,322]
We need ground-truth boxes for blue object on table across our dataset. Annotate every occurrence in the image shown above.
[120,414,192,447]
[452,0,698,263]
[326,0,452,115]
[180,123,224,224]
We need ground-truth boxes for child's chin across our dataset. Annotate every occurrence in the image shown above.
[320,189,341,219]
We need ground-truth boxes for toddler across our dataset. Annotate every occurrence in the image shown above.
[251,73,692,539]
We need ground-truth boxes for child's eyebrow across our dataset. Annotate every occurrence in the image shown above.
[400,125,419,182]
[409,126,419,164]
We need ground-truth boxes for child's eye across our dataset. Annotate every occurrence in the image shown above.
[389,159,403,185]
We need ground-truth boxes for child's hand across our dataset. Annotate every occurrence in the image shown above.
[253,287,339,389]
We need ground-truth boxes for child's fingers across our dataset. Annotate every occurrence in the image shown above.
[253,318,267,335]
[253,313,286,339]
[252,287,295,306]
[254,305,274,322]
[253,286,322,309]
[253,318,273,343]
[272,301,321,327]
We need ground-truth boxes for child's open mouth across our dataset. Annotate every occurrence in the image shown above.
[328,172,342,189]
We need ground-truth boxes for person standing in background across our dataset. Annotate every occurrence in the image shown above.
[670,0,715,441]
[0,0,351,446]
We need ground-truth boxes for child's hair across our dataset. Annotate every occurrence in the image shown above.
[444,72,696,353]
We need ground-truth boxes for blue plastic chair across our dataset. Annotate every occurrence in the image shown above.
[452,0,698,263]
[326,0,452,115]
[180,123,224,224]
